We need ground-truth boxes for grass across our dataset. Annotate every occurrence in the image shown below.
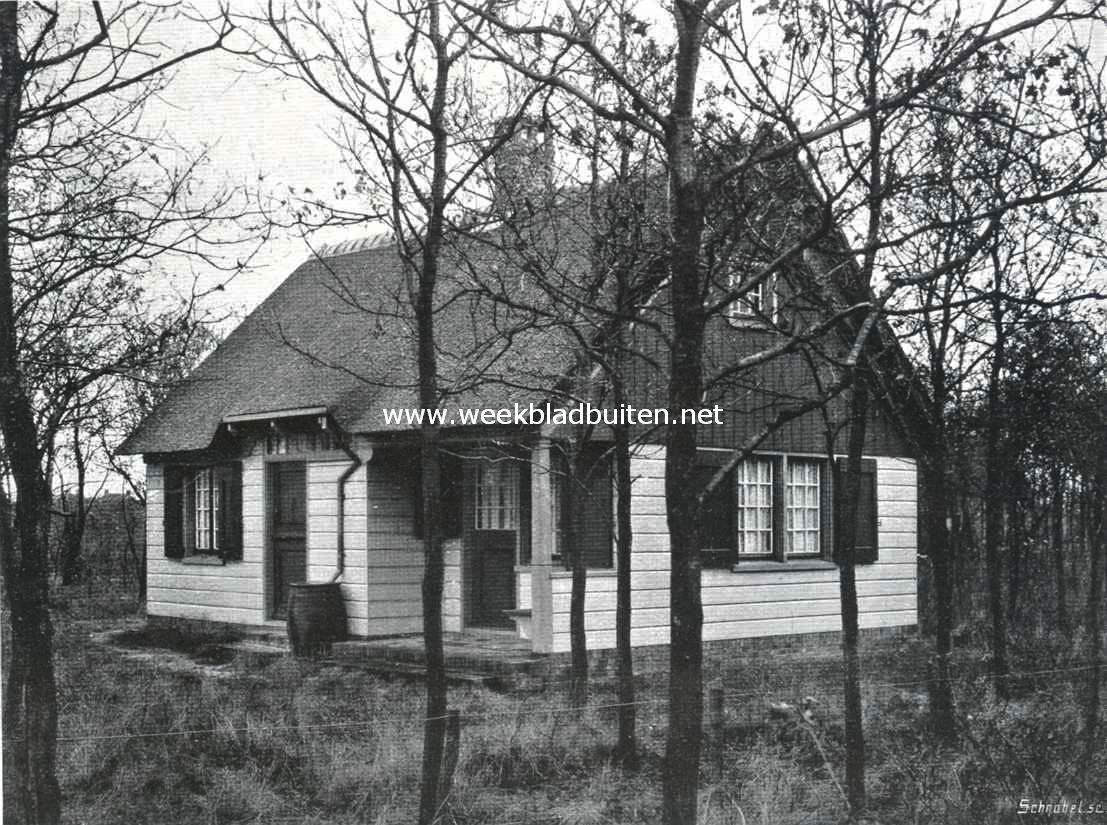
[11,592,1105,824]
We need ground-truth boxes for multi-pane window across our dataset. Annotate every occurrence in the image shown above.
[727,269,773,321]
[786,459,821,556]
[735,458,774,557]
[163,463,242,561]
[194,468,220,552]
[475,462,519,530]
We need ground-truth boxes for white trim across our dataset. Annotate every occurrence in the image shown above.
[222,406,328,424]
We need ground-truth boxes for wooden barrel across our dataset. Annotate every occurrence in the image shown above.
[287,582,347,655]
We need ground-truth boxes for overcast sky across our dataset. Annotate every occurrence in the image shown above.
[151,7,1107,328]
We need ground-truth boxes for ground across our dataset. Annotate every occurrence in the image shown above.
[10,587,1107,824]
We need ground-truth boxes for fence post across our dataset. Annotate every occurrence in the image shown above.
[710,684,725,773]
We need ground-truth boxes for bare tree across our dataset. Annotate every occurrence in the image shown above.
[445,0,1105,819]
[239,3,545,819]
[0,4,245,822]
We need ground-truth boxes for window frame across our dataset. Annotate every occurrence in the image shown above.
[726,266,777,326]
[475,461,520,531]
[193,467,220,554]
[694,450,834,568]
[163,461,242,563]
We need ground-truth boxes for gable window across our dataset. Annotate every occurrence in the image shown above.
[727,268,775,323]
[694,451,876,568]
[163,463,243,562]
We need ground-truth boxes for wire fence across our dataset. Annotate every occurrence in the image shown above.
[33,614,1106,825]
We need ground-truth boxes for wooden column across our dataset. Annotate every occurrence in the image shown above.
[530,438,555,653]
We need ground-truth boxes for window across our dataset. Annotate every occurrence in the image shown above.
[694,451,878,567]
[727,268,775,322]
[410,451,464,541]
[786,459,821,556]
[475,462,519,530]
[194,468,220,552]
[551,444,614,569]
[163,463,243,561]
[736,458,774,557]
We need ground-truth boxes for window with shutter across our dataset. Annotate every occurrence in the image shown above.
[552,444,613,570]
[161,462,243,562]
[412,451,464,541]
[695,451,834,567]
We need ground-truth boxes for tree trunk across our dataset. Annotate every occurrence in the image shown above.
[613,419,637,768]
[983,277,1010,698]
[661,9,707,824]
[837,378,869,816]
[61,420,88,585]
[569,446,589,708]
[1052,465,1069,634]
[1006,470,1024,624]
[1083,466,1104,771]
[0,8,62,821]
[923,459,956,741]
[417,6,449,820]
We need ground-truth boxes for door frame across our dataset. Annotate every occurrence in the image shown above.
[463,456,524,629]
[266,457,308,619]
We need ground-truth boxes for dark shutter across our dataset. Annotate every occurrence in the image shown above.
[517,457,532,565]
[573,444,613,569]
[694,462,734,568]
[441,453,464,540]
[163,466,184,559]
[820,459,834,559]
[219,462,244,561]
[183,471,197,556]
[414,450,465,541]
[411,455,424,539]
[771,456,785,561]
[834,458,879,565]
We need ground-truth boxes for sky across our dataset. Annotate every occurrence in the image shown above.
[149,5,1107,329]
[37,1,1106,492]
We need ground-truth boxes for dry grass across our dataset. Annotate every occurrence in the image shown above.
[20,603,1104,825]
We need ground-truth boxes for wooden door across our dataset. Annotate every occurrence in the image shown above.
[269,462,307,618]
[473,531,516,628]
[469,461,519,628]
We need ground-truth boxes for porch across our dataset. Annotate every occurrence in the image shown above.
[330,629,551,689]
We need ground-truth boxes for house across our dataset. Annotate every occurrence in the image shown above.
[118,172,920,657]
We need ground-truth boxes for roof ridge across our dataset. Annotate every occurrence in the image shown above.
[310,232,394,261]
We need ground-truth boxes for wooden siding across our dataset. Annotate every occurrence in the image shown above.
[306,459,370,636]
[146,451,268,625]
[363,453,425,636]
[547,446,917,653]
[625,310,911,458]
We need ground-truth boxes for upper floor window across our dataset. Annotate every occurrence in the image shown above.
[727,268,775,323]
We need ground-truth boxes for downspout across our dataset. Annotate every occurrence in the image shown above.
[330,425,364,583]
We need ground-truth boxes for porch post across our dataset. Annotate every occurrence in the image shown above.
[530,438,555,653]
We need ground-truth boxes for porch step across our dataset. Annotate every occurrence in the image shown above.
[321,655,506,688]
[330,634,550,682]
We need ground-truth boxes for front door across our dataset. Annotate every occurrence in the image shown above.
[269,461,307,618]
[470,461,518,628]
